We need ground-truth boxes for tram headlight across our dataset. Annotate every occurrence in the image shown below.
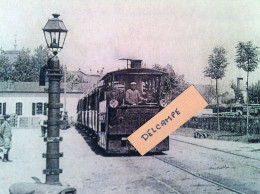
[160,99,167,107]
[109,99,119,108]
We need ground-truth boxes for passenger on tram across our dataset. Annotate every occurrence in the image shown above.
[125,82,146,105]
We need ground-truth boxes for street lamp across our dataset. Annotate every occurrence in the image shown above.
[42,13,68,185]
[9,14,76,194]
[43,14,68,54]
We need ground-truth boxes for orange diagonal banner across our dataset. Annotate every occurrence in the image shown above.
[128,85,208,155]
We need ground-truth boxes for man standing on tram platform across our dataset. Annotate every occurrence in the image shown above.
[126,82,146,105]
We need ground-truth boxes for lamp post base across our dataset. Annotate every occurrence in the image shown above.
[9,182,76,194]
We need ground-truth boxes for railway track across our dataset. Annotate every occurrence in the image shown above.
[125,158,181,194]
[170,137,260,162]
[146,173,182,194]
[152,155,245,194]
[78,127,255,193]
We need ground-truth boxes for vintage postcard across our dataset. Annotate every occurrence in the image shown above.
[0,0,260,193]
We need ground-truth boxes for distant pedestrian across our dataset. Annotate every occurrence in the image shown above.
[0,124,4,160]
[39,115,48,137]
[0,115,12,162]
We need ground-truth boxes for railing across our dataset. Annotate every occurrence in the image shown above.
[18,117,41,128]
[183,116,260,135]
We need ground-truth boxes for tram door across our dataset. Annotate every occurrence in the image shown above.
[98,100,107,149]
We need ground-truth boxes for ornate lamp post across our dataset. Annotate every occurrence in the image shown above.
[9,14,76,194]
[42,13,67,185]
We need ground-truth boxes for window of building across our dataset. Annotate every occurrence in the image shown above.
[16,102,22,115]
[3,103,6,115]
[0,103,6,115]
[3,102,6,115]
[44,103,48,115]
[32,102,45,115]
[32,103,36,115]
[36,103,43,114]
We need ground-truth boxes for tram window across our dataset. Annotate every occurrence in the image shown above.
[101,123,105,132]
[114,83,125,90]
[152,79,156,93]
[141,81,148,93]
[91,95,95,109]
[83,98,87,111]
[140,77,160,103]
[121,140,127,147]
[155,77,160,92]
[99,90,105,101]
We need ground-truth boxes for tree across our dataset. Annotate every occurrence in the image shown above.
[0,54,11,81]
[153,64,189,101]
[12,48,39,82]
[60,66,85,83]
[235,41,259,136]
[248,82,260,104]
[0,45,51,82]
[32,45,51,69]
[204,46,228,131]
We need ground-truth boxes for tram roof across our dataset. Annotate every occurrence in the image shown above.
[101,68,167,81]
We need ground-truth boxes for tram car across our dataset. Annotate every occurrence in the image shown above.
[77,59,169,153]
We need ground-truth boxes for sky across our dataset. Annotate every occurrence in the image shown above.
[0,0,260,87]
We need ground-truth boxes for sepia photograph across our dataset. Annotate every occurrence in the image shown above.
[0,0,260,193]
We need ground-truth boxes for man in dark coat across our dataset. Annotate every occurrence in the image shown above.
[0,115,12,162]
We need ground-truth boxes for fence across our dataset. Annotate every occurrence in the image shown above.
[183,116,260,135]
[17,117,41,128]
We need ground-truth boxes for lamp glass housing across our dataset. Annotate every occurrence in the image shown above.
[43,14,68,53]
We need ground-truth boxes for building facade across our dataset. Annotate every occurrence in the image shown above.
[0,71,101,128]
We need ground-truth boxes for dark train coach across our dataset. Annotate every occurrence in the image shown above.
[76,59,169,154]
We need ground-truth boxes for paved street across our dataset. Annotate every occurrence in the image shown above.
[0,127,260,194]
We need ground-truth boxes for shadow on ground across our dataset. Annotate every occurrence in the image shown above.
[74,127,166,157]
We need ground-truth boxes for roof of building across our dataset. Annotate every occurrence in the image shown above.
[2,50,20,63]
[69,69,100,77]
[67,69,101,85]
[0,81,100,94]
